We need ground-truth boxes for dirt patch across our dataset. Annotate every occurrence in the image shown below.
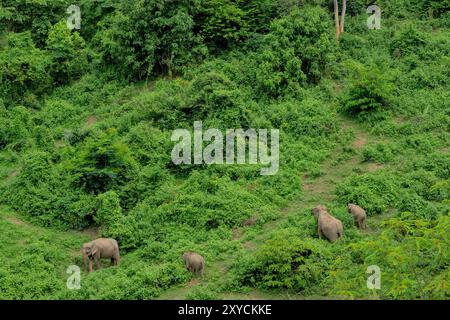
[353,135,367,150]
[243,241,256,250]
[232,228,242,240]
[303,183,314,191]
[8,170,19,178]
[86,115,97,126]
[366,163,384,172]
[188,279,200,286]
[5,216,27,226]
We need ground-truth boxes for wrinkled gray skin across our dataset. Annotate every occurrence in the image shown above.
[241,215,257,227]
[182,252,205,276]
[347,203,367,229]
[82,238,120,273]
[312,205,343,242]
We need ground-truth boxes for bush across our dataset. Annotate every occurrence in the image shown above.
[0,32,52,105]
[46,21,89,85]
[250,7,335,97]
[0,105,32,150]
[93,0,206,80]
[70,128,137,194]
[195,0,248,50]
[336,171,399,215]
[391,23,428,58]
[231,232,332,291]
[94,191,122,227]
[328,212,450,299]
[187,71,248,127]
[0,0,70,46]
[340,62,395,119]
[362,143,396,163]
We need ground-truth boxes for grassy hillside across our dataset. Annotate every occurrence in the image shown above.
[0,0,449,299]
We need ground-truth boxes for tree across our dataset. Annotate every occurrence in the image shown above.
[333,0,347,39]
[93,0,206,80]
[46,21,88,85]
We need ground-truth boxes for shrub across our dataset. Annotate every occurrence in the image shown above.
[0,105,32,150]
[340,62,395,119]
[94,191,122,227]
[195,0,248,50]
[70,128,137,194]
[46,21,89,85]
[336,171,399,215]
[0,32,52,105]
[93,0,206,80]
[328,212,450,299]
[362,143,396,163]
[390,23,428,58]
[251,7,335,97]
[231,232,332,291]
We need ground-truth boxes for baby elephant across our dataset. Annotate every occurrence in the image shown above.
[81,238,120,273]
[347,203,367,230]
[182,251,205,276]
[312,205,343,242]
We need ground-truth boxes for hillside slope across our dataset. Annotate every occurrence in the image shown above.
[0,1,449,299]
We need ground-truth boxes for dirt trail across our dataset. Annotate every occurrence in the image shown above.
[4,215,28,226]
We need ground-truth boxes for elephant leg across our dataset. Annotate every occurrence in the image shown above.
[317,227,322,239]
[95,259,101,270]
[83,254,87,272]
[89,259,93,273]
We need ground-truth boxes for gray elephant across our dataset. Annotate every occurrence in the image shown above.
[182,251,205,276]
[81,238,120,273]
[312,205,343,242]
[347,203,367,229]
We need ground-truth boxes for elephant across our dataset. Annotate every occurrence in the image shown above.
[312,205,328,215]
[347,203,367,230]
[311,205,343,242]
[182,251,205,276]
[241,215,257,227]
[81,238,120,273]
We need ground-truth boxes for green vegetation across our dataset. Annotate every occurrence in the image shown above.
[0,0,448,299]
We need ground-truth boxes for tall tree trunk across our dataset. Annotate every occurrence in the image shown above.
[334,0,340,39]
[340,0,347,34]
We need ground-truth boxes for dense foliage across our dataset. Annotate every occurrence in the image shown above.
[0,0,449,299]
